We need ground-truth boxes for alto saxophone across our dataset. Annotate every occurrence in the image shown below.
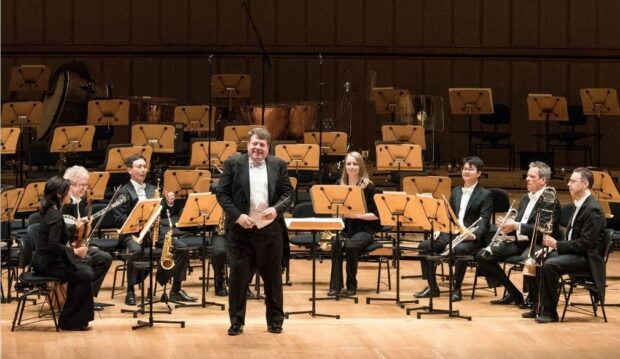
[160,209,175,270]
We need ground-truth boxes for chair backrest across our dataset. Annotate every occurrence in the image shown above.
[91,203,117,229]
[488,188,510,213]
[20,224,40,270]
[292,201,316,218]
[559,203,575,228]
[558,105,587,127]
[479,104,510,126]
[603,228,614,263]
[28,212,42,225]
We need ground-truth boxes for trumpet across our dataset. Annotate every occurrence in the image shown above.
[480,201,518,259]
[441,217,483,256]
[523,187,557,277]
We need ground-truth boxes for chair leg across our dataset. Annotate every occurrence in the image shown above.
[561,284,574,322]
[376,258,382,294]
[206,258,211,292]
[386,258,391,290]
[471,267,478,300]
[48,290,60,331]
[600,299,608,323]
[11,292,26,331]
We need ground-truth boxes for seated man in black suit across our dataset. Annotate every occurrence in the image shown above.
[536,167,606,323]
[111,155,196,305]
[415,156,492,301]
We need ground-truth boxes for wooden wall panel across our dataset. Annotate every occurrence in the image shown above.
[452,60,482,88]
[161,58,188,100]
[161,0,188,44]
[599,0,620,49]
[424,60,455,155]
[482,61,511,105]
[306,0,335,45]
[188,58,211,104]
[1,57,17,97]
[394,0,424,47]
[249,58,276,104]
[275,58,306,103]
[568,62,597,105]
[75,57,103,84]
[511,0,539,47]
[424,0,453,46]
[45,0,72,43]
[305,57,336,103]
[337,59,367,146]
[277,0,306,45]
[132,0,160,44]
[540,0,567,48]
[1,0,15,44]
[15,0,44,43]
[540,62,568,97]
[596,62,620,167]
[511,62,541,151]
[482,0,510,47]
[568,0,597,48]
[453,0,481,47]
[250,0,276,46]
[219,0,246,45]
[102,58,132,98]
[394,59,424,95]
[365,0,394,46]
[188,0,218,45]
[74,0,102,44]
[132,58,161,96]
[336,0,364,46]
[217,57,249,75]
[103,0,131,44]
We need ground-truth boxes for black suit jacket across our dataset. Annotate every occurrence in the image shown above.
[557,195,607,299]
[513,190,562,242]
[216,154,295,266]
[450,185,493,246]
[34,207,76,271]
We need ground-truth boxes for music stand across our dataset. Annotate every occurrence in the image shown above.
[17,181,46,214]
[104,145,153,173]
[580,88,620,167]
[402,176,452,200]
[118,198,185,330]
[1,128,20,155]
[1,187,24,302]
[406,196,471,320]
[87,99,130,145]
[376,143,424,190]
[131,124,175,154]
[284,217,344,320]
[381,124,426,149]
[448,88,494,154]
[8,65,50,100]
[526,94,569,159]
[87,172,110,201]
[174,193,226,311]
[190,140,237,169]
[591,170,620,201]
[366,192,429,307]
[371,89,410,122]
[211,74,251,120]
[173,105,215,133]
[163,169,211,200]
[2,101,43,186]
[223,125,265,149]
[303,131,348,156]
[275,144,319,204]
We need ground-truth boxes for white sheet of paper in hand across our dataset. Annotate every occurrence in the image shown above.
[249,203,274,229]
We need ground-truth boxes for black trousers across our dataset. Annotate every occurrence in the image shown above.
[84,247,112,297]
[540,251,589,311]
[329,231,373,291]
[475,241,529,298]
[227,221,284,327]
[418,235,479,289]
[209,235,227,289]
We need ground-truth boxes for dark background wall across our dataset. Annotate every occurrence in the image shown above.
[2,0,620,167]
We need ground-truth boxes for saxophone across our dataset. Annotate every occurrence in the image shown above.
[160,208,175,270]
[216,211,226,236]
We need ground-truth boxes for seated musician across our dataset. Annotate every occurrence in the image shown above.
[111,155,196,305]
[63,166,113,310]
[536,167,606,323]
[328,151,381,297]
[415,156,492,301]
[475,161,561,311]
[33,176,94,331]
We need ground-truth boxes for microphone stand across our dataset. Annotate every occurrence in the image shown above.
[317,54,324,183]
[242,0,271,126]
[207,54,214,172]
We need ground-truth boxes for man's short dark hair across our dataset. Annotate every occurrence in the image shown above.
[529,161,551,182]
[248,127,272,145]
[462,156,484,172]
[125,154,146,168]
[573,167,594,189]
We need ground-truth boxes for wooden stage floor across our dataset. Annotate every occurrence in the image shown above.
[3,250,620,358]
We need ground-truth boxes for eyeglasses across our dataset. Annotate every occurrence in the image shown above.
[72,183,88,188]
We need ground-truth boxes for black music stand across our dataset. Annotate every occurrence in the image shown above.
[118,198,185,330]
[448,88,494,154]
[407,196,471,321]
[527,94,569,167]
[309,185,366,306]
[284,217,344,319]
[580,88,620,167]
[1,101,43,186]
[1,188,24,302]
[366,192,429,307]
[175,193,226,311]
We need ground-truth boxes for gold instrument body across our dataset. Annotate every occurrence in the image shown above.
[319,230,333,251]
[160,209,175,270]
[441,217,483,256]
[523,187,557,277]
[480,201,518,259]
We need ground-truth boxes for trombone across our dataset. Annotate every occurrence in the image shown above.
[441,217,483,256]
[523,187,557,277]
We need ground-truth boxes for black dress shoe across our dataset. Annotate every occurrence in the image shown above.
[535,311,559,323]
[215,287,228,297]
[519,299,534,310]
[451,288,462,302]
[415,286,440,299]
[345,288,356,296]
[268,324,283,334]
[246,288,255,299]
[169,289,198,302]
[521,310,537,319]
[327,288,340,297]
[93,304,104,311]
[227,324,244,336]
[125,291,136,306]
[490,293,523,305]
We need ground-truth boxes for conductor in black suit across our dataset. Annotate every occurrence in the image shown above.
[216,128,294,336]
[415,156,492,301]
[476,161,561,308]
[537,167,606,323]
[111,155,195,306]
